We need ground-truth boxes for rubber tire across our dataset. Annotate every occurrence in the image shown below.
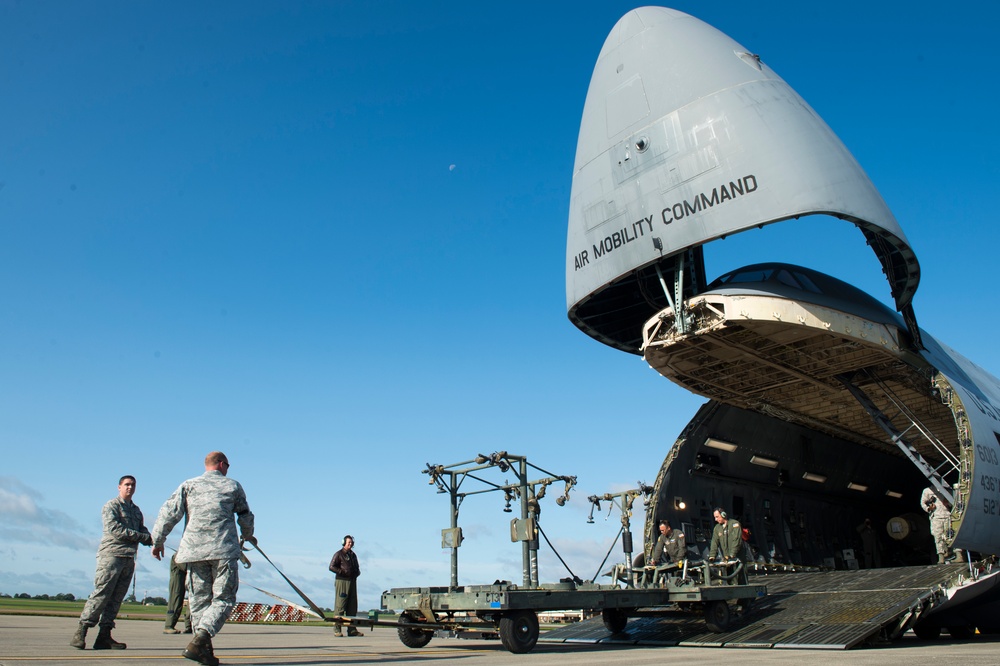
[602,608,628,634]
[913,622,941,640]
[498,610,539,654]
[704,600,732,633]
[397,612,433,649]
[947,624,975,640]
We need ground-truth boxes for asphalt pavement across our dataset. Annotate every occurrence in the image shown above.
[2,615,999,665]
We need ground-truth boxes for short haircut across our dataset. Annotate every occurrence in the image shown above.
[205,451,229,466]
[119,475,136,485]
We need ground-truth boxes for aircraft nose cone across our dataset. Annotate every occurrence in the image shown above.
[566,7,916,352]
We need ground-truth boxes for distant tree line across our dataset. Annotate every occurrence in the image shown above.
[0,592,167,605]
[1,592,77,601]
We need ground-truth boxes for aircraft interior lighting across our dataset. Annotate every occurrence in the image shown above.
[749,455,779,469]
[704,437,738,452]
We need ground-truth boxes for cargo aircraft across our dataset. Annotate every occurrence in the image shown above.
[566,7,1000,637]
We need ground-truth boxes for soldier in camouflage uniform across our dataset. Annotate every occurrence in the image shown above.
[650,520,687,566]
[152,452,255,666]
[921,487,953,563]
[70,475,153,650]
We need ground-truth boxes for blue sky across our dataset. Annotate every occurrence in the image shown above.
[2,1,998,612]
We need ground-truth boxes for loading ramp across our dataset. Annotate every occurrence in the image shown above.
[539,564,968,650]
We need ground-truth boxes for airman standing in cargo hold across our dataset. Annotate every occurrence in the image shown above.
[921,487,953,564]
[70,475,153,650]
[151,452,255,666]
[650,520,686,565]
[708,507,747,584]
[856,518,881,569]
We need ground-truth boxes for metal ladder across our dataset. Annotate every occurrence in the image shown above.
[837,372,958,504]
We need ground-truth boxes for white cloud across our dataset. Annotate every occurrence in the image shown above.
[0,476,94,550]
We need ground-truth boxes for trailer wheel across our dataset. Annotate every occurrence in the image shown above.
[397,612,433,648]
[602,608,628,634]
[498,610,539,653]
[947,624,976,640]
[704,600,731,632]
[913,622,941,640]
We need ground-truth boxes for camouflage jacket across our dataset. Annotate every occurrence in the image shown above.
[152,470,254,563]
[921,487,950,520]
[97,497,152,558]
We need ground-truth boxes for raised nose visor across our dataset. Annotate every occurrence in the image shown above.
[566,6,919,353]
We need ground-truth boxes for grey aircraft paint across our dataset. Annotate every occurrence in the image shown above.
[567,7,918,354]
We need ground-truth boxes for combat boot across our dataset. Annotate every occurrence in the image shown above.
[92,626,126,650]
[347,627,364,636]
[183,628,219,666]
[69,623,88,649]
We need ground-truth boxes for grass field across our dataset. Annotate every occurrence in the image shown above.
[0,598,166,620]
[0,598,359,627]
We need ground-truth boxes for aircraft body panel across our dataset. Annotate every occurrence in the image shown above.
[567,7,918,349]
[941,379,1000,552]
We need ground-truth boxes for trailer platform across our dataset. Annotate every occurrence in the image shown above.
[380,563,765,653]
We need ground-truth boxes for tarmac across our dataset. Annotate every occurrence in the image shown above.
[3,615,1000,666]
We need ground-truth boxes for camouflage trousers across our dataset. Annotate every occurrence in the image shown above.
[187,558,239,637]
[930,517,950,558]
[79,555,135,628]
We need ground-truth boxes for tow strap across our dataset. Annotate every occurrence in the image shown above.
[246,584,322,619]
[243,541,329,620]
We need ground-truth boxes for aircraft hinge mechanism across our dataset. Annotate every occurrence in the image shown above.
[652,248,704,335]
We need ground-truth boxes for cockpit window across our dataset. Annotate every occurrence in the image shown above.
[774,269,799,289]
[722,268,773,284]
[709,265,826,295]
[792,271,822,294]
